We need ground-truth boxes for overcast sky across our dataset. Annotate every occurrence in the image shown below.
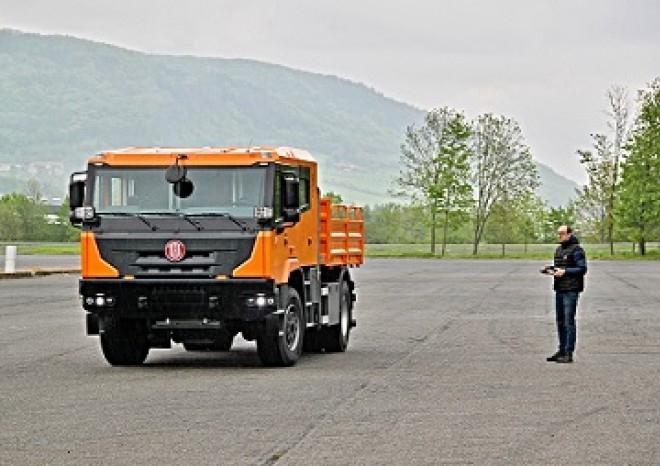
[3,0,659,184]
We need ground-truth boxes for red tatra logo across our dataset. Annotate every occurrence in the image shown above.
[164,240,186,262]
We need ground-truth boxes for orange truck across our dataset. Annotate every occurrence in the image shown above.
[69,146,364,367]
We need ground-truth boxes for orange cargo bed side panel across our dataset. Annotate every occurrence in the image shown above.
[319,198,364,267]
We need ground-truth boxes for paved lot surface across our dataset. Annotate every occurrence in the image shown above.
[0,254,80,273]
[1,259,659,465]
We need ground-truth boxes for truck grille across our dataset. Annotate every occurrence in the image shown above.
[135,250,216,274]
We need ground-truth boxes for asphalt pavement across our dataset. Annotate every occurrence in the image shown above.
[1,258,660,465]
[0,254,80,278]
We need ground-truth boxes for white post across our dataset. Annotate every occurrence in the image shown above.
[4,245,17,273]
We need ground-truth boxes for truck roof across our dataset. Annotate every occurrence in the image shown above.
[88,146,317,166]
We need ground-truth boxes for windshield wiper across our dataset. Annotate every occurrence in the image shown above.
[140,211,203,231]
[100,211,159,231]
[187,212,248,231]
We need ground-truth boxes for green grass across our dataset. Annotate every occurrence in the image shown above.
[0,242,80,255]
[366,243,660,260]
[2,241,660,260]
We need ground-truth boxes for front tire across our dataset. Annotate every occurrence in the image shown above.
[257,288,304,366]
[100,316,149,366]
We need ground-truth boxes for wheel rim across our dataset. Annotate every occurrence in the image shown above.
[284,304,301,351]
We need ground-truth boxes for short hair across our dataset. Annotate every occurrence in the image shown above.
[557,224,572,234]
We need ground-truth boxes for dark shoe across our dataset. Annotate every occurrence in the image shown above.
[546,351,563,362]
[555,353,573,363]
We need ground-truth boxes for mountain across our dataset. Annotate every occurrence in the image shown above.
[0,29,577,206]
[535,163,578,207]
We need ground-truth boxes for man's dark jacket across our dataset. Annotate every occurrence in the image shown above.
[553,235,587,292]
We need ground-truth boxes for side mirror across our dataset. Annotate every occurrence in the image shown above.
[282,174,300,223]
[166,155,194,198]
[69,173,86,209]
[69,172,89,225]
[283,208,300,224]
[166,164,187,183]
[172,179,194,198]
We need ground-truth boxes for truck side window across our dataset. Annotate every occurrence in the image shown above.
[275,165,310,216]
[299,167,310,212]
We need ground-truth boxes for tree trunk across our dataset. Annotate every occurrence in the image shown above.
[441,209,449,256]
[472,228,480,255]
[430,209,436,254]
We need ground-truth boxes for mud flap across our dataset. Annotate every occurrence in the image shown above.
[87,313,99,335]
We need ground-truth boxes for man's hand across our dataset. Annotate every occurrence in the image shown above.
[553,268,566,277]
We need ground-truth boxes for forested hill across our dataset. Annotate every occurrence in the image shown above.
[0,29,576,206]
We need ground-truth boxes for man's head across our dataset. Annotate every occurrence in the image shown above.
[557,225,572,243]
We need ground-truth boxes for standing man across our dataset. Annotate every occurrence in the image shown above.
[542,225,587,363]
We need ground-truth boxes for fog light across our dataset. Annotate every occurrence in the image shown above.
[246,294,275,307]
[85,296,95,306]
[95,296,106,307]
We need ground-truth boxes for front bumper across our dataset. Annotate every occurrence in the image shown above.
[79,278,279,322]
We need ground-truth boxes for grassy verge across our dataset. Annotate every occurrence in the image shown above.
[2,242,660,260]
[366,243,660,260]
[0,242,80,255]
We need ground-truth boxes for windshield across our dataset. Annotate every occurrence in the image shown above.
[90,166,268,217]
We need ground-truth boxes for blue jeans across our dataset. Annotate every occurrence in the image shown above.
[555,291,579,354]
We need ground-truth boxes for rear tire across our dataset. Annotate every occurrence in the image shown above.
[257,288,304,366]
[100,316,149,366]
[320,281,351,352]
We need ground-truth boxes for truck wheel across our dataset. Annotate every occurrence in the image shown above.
[100,317,149,366]
[257,288,304,366]
[321,281,352,352]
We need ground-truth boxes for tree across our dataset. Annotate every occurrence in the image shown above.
[616,79,660,255]
[484,193,545,255]
[0,192,47,241]
[517,194,548,251]
[575,86,631,253]
[363,203,427,244]
[393,107,472,255]
[575,134,613,242]
[485,193,517,256]
[323,191,343,204]
[470,114,539,254]
[543,203,578,243]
